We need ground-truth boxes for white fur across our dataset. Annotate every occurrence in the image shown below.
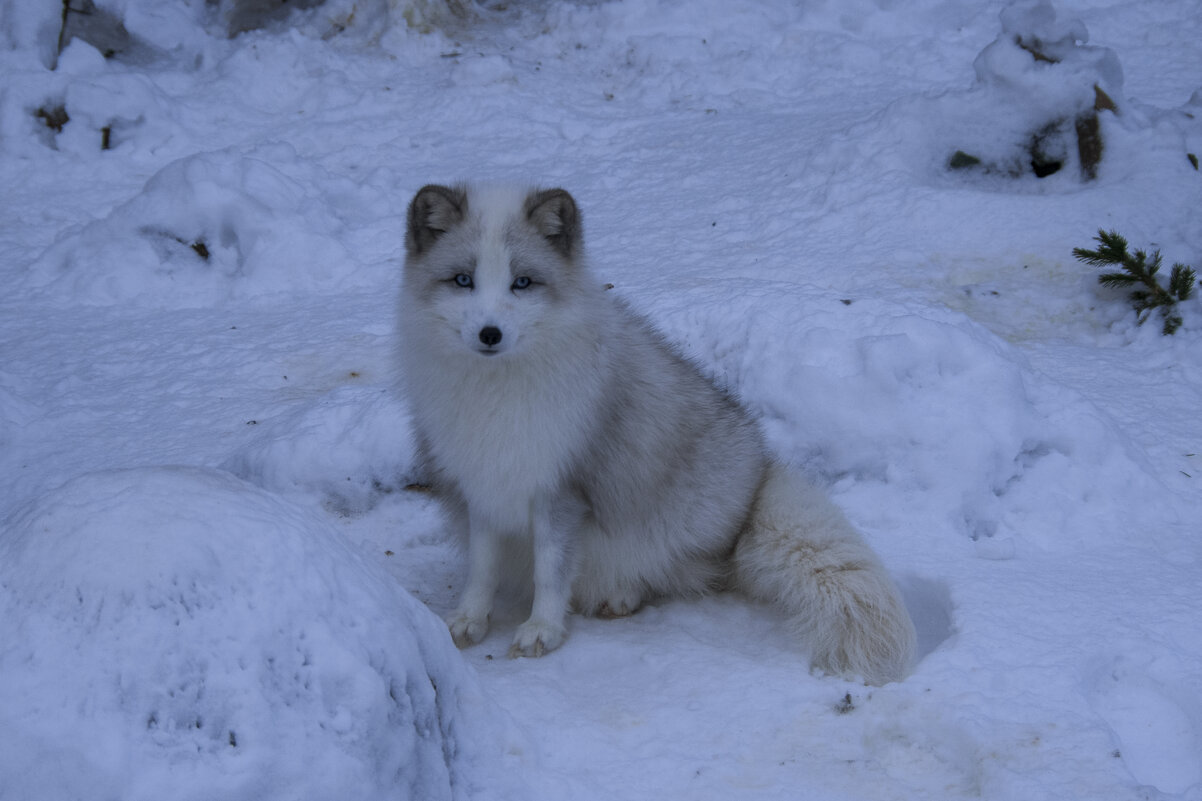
[398,183,917,683]
[733,463,917,685]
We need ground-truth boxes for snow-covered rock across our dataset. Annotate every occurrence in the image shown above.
[0,467,526,801]
[28,148,357,306]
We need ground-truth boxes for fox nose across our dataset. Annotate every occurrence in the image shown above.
[478,326,503,347]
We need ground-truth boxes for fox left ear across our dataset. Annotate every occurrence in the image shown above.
[524,188,581,260]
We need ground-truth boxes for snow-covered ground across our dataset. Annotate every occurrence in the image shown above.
[2,1,1200,798]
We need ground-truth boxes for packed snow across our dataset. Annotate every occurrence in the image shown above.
[1,1,1200,799]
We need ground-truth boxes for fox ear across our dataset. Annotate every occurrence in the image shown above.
[524,188,581,259]
[407,184,467,256]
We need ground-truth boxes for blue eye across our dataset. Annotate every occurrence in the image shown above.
[453,273,473,288]
[511,276,532,290]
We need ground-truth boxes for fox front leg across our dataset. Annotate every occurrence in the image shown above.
[446,508,503,647]
[509,497,575,658]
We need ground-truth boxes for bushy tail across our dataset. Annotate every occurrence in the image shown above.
[733,463,917,685]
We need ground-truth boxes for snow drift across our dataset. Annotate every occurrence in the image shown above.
[0,467,526,801]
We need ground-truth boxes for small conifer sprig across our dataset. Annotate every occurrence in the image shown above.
[1073,229,1198,335]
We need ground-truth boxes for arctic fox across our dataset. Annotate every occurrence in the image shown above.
[398,183,916,685]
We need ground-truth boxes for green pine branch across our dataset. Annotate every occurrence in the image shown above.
[1169,263,1196,301]
[1073,229,1198,335]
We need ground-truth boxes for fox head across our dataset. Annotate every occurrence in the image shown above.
[401,184,587,359]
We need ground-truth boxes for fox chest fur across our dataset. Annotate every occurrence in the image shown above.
[402,342,608,530]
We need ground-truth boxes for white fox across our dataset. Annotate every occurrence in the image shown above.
[397,183,916,684]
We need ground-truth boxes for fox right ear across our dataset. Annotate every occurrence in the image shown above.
[406,184,467,256]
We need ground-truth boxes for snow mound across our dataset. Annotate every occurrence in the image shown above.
[655,285,1154,550]
[27,147,360,306]
[843,0,1138,186]
[225,386,418,514]
[0,466,525,801]
[974,0,1123,120]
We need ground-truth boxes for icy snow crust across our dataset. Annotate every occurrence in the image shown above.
[2,0,1201,799]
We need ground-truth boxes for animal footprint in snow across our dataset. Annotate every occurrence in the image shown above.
[1085,656,1202,794]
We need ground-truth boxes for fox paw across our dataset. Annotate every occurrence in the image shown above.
[581,587,642,618]
[508,618,566,658]
[596,597,641,618]
[446,612,489,648]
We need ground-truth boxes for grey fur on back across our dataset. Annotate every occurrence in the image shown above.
[565,296,767,608]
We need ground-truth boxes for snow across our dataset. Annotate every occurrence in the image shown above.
[0,467,525,801]
[1,1,1200,799]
